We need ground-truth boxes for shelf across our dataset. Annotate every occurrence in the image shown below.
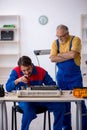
[0,66,14,69]
[81,14,87,86]
[81,40,87,43]
[81,53,87,56]
[0,27,17,30]
[0,53,19,55]
[81,14,87,28]
[0,15,20,84]
[81,27,87,29]
[0,41,19,43]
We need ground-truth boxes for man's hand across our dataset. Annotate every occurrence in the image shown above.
[14,75,29,85]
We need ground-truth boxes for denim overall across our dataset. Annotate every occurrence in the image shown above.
[56,37,87,130]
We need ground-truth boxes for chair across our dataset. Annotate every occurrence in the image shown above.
[12,102,51,130]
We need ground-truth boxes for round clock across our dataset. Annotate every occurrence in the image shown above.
[38,15,48,25]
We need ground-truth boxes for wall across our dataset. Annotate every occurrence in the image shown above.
[0,0,87,130]
[1,0,87,78]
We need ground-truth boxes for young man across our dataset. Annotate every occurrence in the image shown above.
[6,55,65,130]
[50,24,87,130]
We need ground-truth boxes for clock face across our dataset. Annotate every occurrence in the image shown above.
[39,15,48,25]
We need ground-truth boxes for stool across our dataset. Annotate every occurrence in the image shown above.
[12,102,51,130]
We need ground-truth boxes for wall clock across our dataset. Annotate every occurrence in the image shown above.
[38,15,48,25]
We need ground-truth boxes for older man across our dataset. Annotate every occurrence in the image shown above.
[50,24,87,130]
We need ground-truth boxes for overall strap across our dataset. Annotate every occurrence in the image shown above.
[56,36,75,52]
[56,39,60,53]
[69,36,75,50]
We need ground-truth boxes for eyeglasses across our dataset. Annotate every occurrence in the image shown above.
[57,33,68,38]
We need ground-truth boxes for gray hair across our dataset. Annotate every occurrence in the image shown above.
[56,24,69,33]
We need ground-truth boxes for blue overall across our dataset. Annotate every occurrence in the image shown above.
[19,102,65,130]
[6,66,65,130]
[56,37,87,130]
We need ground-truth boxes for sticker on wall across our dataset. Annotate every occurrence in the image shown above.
[38,15,48,25]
